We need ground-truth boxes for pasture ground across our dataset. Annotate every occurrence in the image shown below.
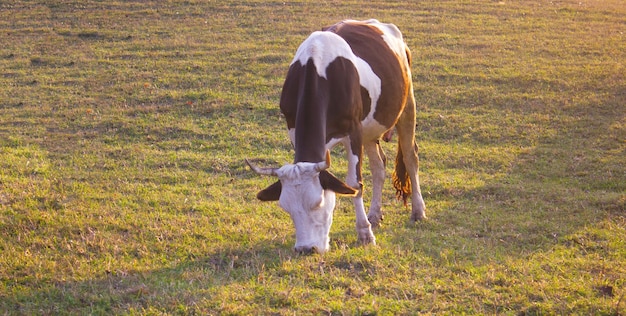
[1,0,624,314]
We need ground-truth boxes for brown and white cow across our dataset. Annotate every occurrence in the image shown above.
[246,19,426,253]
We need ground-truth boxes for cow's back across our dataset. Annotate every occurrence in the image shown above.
[324,20,411,132]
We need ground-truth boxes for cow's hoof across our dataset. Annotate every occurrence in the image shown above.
[410,211,427,222]
[368,213,384,229]
[358,230,376,246]
[294,246,319,255]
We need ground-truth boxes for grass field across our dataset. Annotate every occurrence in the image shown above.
[1,0,624,314]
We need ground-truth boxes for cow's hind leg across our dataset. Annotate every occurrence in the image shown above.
[341,136,376,245]
[394,94,426,221]
[364,140,386,228]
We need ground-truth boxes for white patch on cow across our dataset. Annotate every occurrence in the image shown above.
[274,162,334,253]
[370,23,407,58]
[353,57,382,129]
[291,31,354,79]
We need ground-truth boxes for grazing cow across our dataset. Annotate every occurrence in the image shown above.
[246,19,426,253]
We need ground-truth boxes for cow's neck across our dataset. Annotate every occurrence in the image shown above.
[294,115,327,163]
[294,59,328,163]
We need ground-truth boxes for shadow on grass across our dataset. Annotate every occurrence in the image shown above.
[0,101,295,313]
[2,241,295,314]
[388,73,625,263]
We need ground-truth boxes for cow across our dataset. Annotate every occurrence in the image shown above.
[246,19,426,253]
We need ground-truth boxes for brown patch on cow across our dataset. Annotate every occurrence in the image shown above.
[280,61,301,130]
[360,86,371,121]
[324,57,362,143]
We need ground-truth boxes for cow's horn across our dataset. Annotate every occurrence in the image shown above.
[245,159,277,176]
[315,150,331,172]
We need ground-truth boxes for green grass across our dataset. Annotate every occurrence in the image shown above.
[1,0,624,314]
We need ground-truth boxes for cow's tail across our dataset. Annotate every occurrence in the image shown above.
[392,144,411,206]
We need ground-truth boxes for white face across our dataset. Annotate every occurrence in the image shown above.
[275,162,335,253]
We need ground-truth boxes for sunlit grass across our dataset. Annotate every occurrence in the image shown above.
[0,0,624,314]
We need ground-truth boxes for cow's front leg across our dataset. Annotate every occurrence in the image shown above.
[364,141,386,228]
[341,137,375,246]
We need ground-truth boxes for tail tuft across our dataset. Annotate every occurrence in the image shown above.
[392,145,411,206]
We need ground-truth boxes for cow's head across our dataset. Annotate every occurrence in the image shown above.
[246,151,357,254]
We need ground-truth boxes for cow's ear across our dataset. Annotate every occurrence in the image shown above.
[319,171,358,196]
[257,181,282,201]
